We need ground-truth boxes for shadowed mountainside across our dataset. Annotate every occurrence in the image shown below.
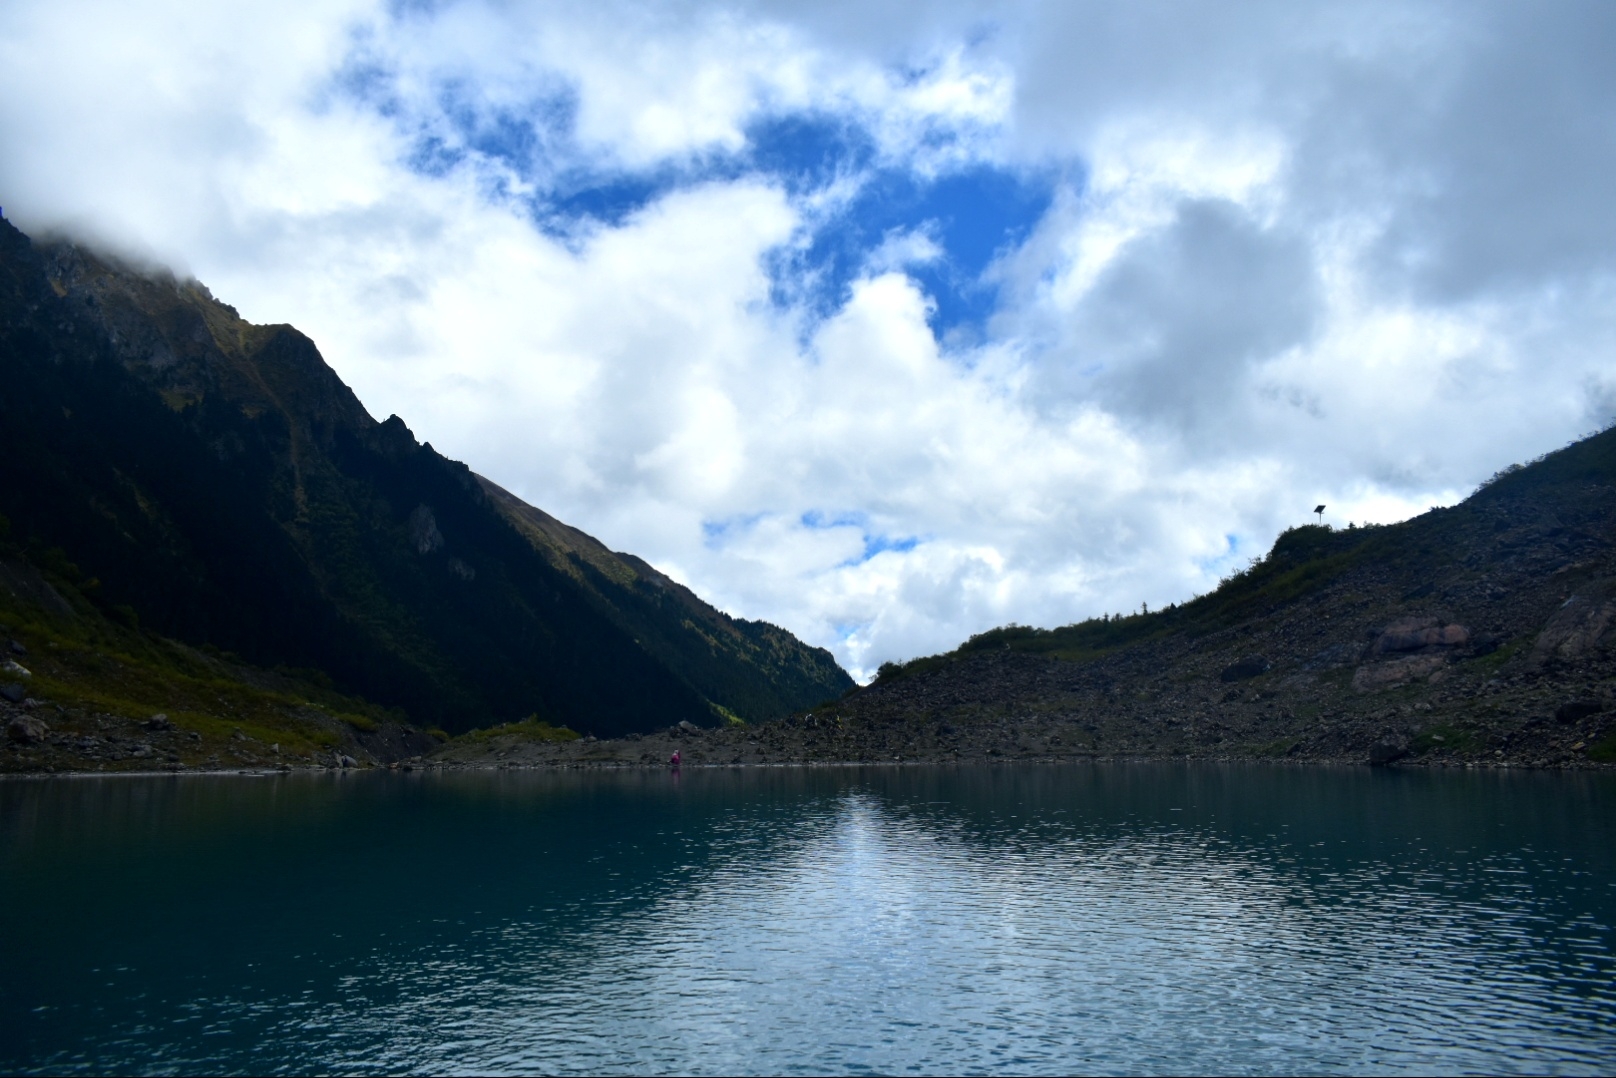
[0,219,851,740]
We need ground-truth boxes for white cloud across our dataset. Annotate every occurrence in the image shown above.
[2,0,1615,681]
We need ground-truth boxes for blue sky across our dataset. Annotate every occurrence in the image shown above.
[381,82,1060,341]
[4,0,1615,677]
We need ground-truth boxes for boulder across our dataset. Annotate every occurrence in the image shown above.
[1220,656,1271,682]
[1373,618,1470,654]
[1555,700,1605,724]
[145,713,171,731]
[1352,654,1449,692]
[6,715,47,743]
[0,683,24,703]
[1368,737,1409,766]
[2,659,31,678]
[1532,591,1616,667]
[8,640,26,655]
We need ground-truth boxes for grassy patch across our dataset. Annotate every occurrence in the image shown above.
[0,563,410,759]
[1464,639,1522,676]
[711,703,746,727]
[458,716,580,743]
[171,710,338,756]
[1411,723,1482,755]
[1586,729,1616,763]
[341,712,380,732]
[873,653,953,685]
[1251,737,1300,757]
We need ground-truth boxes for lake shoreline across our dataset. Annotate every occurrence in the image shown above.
[416,711,1616,772]
[18,742,1603,778]
[9,693,1613,776]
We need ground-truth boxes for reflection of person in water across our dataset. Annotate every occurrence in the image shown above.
[669,750,681,768]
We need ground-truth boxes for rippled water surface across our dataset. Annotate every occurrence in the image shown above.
[2,764,1614,1075]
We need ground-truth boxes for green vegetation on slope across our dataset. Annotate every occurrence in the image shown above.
[0,525,415,769]
[874,523,1379,683]
[877,421,1616,686]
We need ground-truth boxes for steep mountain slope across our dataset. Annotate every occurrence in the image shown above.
[0,219,851,735]
[0,549,438,774]
[479,478,861,723]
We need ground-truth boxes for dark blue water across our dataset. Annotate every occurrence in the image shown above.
[2,764,1613,1075]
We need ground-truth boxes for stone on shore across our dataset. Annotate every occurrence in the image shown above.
[7,715,49,743]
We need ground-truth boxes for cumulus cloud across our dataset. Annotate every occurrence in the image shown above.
[2,0,1614,679]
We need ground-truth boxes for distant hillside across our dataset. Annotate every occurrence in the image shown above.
[809,423,1616,766]
[0,219,851,736]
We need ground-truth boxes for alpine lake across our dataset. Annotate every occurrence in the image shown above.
[2,762,1613,1076]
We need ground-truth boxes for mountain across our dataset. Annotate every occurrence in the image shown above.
[0,218,852,737]
[809,424,1616,766]
[453,422,1616,769]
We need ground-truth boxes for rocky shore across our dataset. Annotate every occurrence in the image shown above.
[1,694,434,775]
[8,683,1610,775]
[11,428,1616,778]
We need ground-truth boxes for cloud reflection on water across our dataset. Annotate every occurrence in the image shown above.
[3,765,1613,1076]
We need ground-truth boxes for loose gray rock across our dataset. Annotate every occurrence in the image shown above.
[338,754,357,768]
[146,713,171,731]
[1220,656,1271,682]
[8,640,26,655]
[408,505,444,555]
[0,683,24,703]
[1302,643,1356,671]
